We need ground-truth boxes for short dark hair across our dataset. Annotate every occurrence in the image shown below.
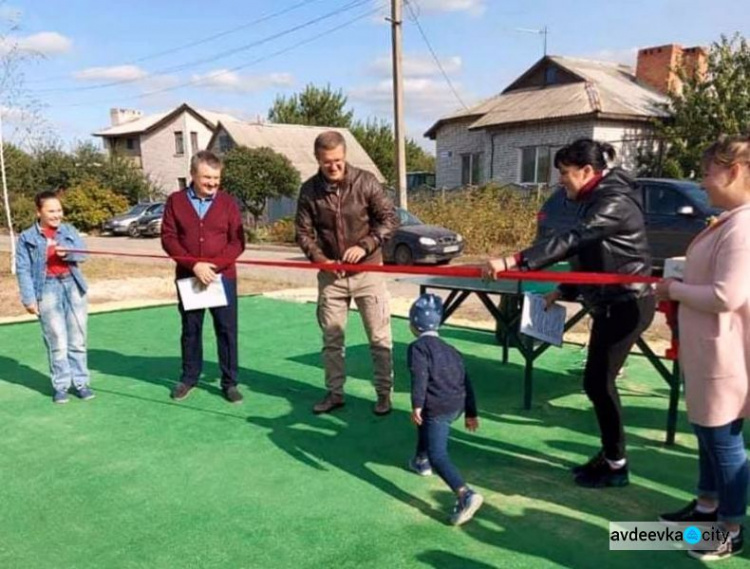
[34,189,60,209]
[190,150,223,174]
[314,131,346,156]
[554,138,616,171]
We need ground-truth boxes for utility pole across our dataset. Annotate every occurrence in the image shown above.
[390,0,407,210]
[0,109,16,275]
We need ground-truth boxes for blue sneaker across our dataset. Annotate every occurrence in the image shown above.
[449,489,484,526]
[408,456,433,476]
[53,390,69,404]
[77,387,95,401]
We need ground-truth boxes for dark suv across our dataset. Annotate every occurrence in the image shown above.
[536,178,721,271]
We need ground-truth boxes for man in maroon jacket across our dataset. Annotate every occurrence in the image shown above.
[161,150,246,403]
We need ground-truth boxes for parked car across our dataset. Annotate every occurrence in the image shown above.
[536,178,721,271]
[101,202,164,237]
[383,208,464,265]
[132,203,165,237]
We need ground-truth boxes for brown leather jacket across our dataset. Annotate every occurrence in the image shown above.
[295,164,398,264]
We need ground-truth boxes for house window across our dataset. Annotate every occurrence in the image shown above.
[174,131,185,155]
[218,133,234,153]
[190,131,199,154]
[178,177,187,190]
[544,66,558,86]
[126,138,135,150]
[520,146,551,184]
[460,153,483,186]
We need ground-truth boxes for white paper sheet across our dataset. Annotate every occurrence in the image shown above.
[176,276,228,311]
[520,292,566,347]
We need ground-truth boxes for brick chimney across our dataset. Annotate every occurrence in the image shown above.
[635,44,708,95]
[109,108,143,126]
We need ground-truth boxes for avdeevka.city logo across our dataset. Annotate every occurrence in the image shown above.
[609,522,730,551]
[683,526,702,545]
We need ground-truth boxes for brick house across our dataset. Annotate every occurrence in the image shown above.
[425,44,707,189]
[93,103,239,195]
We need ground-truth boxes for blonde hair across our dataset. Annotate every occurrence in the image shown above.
[702,134,750,170]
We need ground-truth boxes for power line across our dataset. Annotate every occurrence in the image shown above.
[31,0,371,95]
[404,0,468,110]
[48,4,386,109]
[26,0,326,85]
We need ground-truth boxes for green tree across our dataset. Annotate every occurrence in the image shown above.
[2,143,36,196]
[72,142,156,203]
[222,146,301,226]
[28,141,155,203]
[350,119,436,186]
[640,33,750,178]
[268,83,354,127]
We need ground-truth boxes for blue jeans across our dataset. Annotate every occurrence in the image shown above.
[693,419,749,524]
[38,275,90,392]
[416,410,465,492]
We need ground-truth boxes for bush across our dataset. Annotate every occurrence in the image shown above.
[410,184,543,256]
[61,180,130,232]
[265,217,296,244]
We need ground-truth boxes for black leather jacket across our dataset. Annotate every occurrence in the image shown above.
[521,168,653,308]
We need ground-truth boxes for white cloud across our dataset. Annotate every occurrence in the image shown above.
[0,104,33,122]
[73,65,148,82]
[0,31,72,56]
[370,54,462,77]
[350,77,472,121]
[411,0,486,16]
[190,69,294,94]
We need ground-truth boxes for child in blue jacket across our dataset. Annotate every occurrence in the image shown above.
[407,293,483,525]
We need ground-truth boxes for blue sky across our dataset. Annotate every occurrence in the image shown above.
[1,0,747,151]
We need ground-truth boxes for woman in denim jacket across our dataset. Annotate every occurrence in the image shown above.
[16,190,93,404]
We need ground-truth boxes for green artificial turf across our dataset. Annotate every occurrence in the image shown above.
[0,297,748,569]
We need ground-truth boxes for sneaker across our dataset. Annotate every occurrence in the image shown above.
[574,461,629,488]
[171,382,194,401]
[53,390,69,404]
[374,394,392,416]
[571,450,606,476]
[408,456,433,476]
[688,527,743,561]
[313,393,345,414]
[449,490,484,526]
[222,385,243,404]
[659,499,718,526]
[76,387,95,401]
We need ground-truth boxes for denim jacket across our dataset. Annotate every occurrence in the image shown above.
[16,223,88,307]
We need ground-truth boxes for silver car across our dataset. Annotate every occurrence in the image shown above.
[101,202,164,237]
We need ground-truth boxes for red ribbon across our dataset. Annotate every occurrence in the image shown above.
[69,249,661,286]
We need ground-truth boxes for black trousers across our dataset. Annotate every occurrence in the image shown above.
[584,295,656,461]
[178,278,238,389]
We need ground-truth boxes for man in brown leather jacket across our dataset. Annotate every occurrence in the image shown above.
[295,130,398,415]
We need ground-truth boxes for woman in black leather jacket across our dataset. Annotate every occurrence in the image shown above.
[483,138,656,489]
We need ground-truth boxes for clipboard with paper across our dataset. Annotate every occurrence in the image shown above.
[176,276,228,311]
[520,292,566,347]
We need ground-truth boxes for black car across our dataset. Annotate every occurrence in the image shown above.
[132,203,165,237]
[536,178,721,271]
[383,208,464,265]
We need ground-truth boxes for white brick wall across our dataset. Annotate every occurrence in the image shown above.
[593,121,656,173]
[434,119,491,188]
[433,118,658,188]
[139,112,215,195]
